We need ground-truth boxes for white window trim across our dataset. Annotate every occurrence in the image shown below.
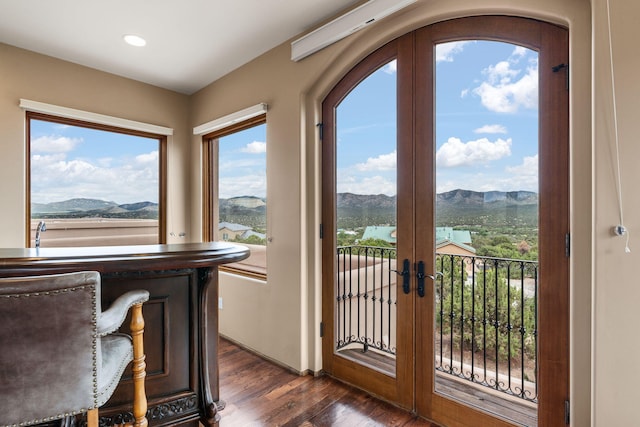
[193,103,267,135]
[20,99,173,136]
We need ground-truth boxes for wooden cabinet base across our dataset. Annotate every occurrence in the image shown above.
[0,242,249,427]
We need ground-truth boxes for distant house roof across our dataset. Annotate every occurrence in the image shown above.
[361,225,474,249]
[361,226,397,244]
[219,221,251,232]
[435,227,472,245]
[436,239,476,254]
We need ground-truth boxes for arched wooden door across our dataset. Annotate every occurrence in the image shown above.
[322,15,569,427]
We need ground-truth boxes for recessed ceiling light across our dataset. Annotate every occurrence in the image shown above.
[123,34,146,47]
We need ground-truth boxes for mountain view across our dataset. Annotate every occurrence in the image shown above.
[32,198,159,219]
[337,189,538,230]
[30,190,538,259]
[32,190,537,228]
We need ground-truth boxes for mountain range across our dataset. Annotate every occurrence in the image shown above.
[32,198,158,219]
[336,189,537,208]
[336,189,538,228]
[31,190,537,226]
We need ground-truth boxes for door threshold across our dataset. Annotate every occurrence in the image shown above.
[337,347,396,377]
[435,372,537,426]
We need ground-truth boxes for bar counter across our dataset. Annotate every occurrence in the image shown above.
[0,242,250,427]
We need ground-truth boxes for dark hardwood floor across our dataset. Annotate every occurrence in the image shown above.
[218,338,438,426]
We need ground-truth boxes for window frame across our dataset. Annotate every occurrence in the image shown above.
[202,114,267,279]
[26,111,167,247]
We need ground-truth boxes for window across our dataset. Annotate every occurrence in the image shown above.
[203,115,267,278]
[27,112,166,247]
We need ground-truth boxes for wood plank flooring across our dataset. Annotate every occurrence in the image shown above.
[218,338,438,426]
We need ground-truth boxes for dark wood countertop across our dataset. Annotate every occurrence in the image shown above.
[0,242,250,276]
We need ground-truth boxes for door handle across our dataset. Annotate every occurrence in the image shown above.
[416,260,426,298]
[393,258,411,294]
[416,262,443,298]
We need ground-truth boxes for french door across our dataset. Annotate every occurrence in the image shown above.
[322,16,569,426]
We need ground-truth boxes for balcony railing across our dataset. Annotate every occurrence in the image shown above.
[335,245,538,403]
[336,245,398,356]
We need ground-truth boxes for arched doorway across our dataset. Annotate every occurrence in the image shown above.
[322,16,569,426]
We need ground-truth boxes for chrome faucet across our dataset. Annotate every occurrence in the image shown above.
[35,221,46,248]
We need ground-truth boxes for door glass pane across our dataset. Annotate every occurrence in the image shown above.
[434,40,539,426]
[334,60,398,376]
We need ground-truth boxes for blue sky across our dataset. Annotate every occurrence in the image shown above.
[218,124,267,200]
[30,121,159,204]
[31,40,537,205]
[30,119,267,204]
[337,40,539,196]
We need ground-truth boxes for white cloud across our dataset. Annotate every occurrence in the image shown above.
[337,175,396,196]
[383,60,397,74]
[31,135,82,153]
[218,174,266,199]
[219,158,264,172]
[437,172,537,193]
[474,124,507,134]
[506,154,538,176]
[436,41,471,62]
[511,45,527,58]
[473,55,538,113]
[355,150,396,171]
[31,150,159,204]
[436,180,462,193]
[241,141,267,154]
[135,150,159,164]
[436,137,512,167]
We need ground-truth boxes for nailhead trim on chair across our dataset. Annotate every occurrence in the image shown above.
[97,338,133,402]
[0,285,90,299]
[0,285,98,427]
[1,284,98,427]
[91,285,99,409]
[4,408,87,427]
[0,285,99,427]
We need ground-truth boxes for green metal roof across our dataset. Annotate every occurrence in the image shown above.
[361,226,396,243]
[361,226,473,248]
[435,227,472,245]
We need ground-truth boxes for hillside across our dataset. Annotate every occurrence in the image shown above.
[434,189,538,228]
[31,190,538,228]
[336,189,538,229]
[219,196,267,230]
[32,198,159,219]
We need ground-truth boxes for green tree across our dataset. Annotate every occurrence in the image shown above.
[337,230,360,246]
[436,254,537,367]
[232,234,266,245]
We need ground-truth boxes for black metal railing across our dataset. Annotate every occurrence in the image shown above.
[335,246,538,403]
[336,245,397,355]
[435,253,538,403]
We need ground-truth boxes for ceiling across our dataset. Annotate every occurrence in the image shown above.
[0,0,361,94]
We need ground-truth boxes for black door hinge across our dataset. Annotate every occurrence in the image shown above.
[565,233,571,257]
[552,63,569,90]
[317,123,323,141]
[564,400,570,424]
[320,322,324,338]
[320,223,324,239]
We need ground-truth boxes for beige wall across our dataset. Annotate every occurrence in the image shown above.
[195,0,592,425]
[4,0,640,424]
[592,0,640,425]
[0,43,191,246]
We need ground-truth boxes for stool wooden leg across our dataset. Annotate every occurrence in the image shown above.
[130,302,148,427]
[87,408,98,427]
